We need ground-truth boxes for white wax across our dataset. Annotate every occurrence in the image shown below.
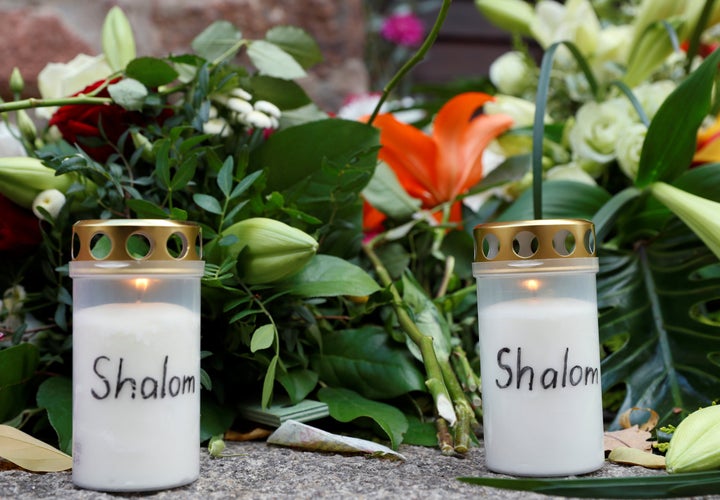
[477,297,604,476]
[72,302,200,491]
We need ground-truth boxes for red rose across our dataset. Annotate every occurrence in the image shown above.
[0,193,41,253]
[49,78,171,163]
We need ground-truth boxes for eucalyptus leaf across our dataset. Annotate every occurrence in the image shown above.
[193,193,223,214]
[317,387,408,450]
[36,376,72,455]
[265,26,322,69]
[250,324,275,352]
[311,327,425,399]
[247,40,306,79]
[282,254,381,298]
[191,20,242,62]
[126,57,178,87]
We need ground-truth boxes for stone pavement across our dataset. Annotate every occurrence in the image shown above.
[0,440,675,500]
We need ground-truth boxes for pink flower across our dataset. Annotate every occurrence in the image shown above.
[380,13,424,48]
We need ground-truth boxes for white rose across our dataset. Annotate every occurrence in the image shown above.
[616,123,648,181]
[592,25,632,83]
[36,54,112,120]
[632,80,676,120]
[489,51,533,95]
[568,99,634,164]
[0,122,27,157]
[531,0,600,58]
[484,94,537,127]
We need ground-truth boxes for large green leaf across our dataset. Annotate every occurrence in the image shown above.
[36,376,72,454]
[636,48,720,187]
[311,326,425,399]
[191,20,242,61]
[247,40,306,79]
[401,272,453,361]
[498,180,611,222]
[317,387,408,449]
[598,218,720,427]
[282,254,381,298]
[0,343,38,423]
[265,26,322,69]
[252,118,379,192]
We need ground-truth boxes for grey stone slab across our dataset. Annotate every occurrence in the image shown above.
[0,441,677,499]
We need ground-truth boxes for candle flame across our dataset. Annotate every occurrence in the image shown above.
[523,279,540,292]
[134,278,150,293]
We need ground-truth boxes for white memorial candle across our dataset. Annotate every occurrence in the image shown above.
[478,296,604,476]
[72,301,200,491]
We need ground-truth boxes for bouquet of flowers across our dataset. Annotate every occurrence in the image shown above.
[1,0,720,470]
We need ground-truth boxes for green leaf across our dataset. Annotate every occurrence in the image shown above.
[191,20,242,61]
[0,343,38,423]
[401,272,453,361]
[402,414,438,447]
[126,57,179,87]
[217,156,234,197]
[598,218,720,427]
[265,26,323,69]
[317,387,408,449]
[458,471,720,498]
[200,397,236,442]
[261,355,279,409]
[277,369,318,404]
[593,187,642,244]
[194,193,223,214]
[244,75,312,110]
[36,377,72,454]
[282,254,381,297]
[636,48,720,187]
[499,180,611,222]
[126,198,169,218]
[247,40,306,79]
[362,161,421,219]
[253,118,379,192]
[250,324,275,352]
[311,326,426,399]
[108,78,147,111]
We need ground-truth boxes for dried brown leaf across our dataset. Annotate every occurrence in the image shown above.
[618,407,659,431]
[224,427,272,441]
[608,446,666,469]
[0,424,72,472]
[603,425,652,453]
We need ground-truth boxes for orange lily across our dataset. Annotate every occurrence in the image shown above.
[365,92,513,230]
[694,114,720,164]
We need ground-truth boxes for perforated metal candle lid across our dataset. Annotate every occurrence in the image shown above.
[473,219,596,262]
[72,219,202,262]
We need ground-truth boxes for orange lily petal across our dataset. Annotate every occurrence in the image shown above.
[373,113,441,206]
[433,93,513,201]
[694,136,720,163]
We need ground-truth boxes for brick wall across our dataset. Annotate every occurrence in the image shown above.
[0,0,367,112]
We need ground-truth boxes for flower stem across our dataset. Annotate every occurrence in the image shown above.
[362,241,457,427]
[0,96,113,113]
[367,0,452,125]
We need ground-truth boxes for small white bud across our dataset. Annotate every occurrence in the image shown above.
[226,97,254,115]
[253,100,281,119]
[203,118,231,137]
[230,88,253,100]
[242,110,273,129]
[32,188,66,220]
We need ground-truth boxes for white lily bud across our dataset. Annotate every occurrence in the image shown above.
[226,97,254,115]
[254,100,281,119]
[32,188,66,220]
[242,110,273,130]
[230,88,252,100]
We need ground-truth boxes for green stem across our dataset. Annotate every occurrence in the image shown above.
[0,96,113,113]
[439,360,476,453]
[367,0,452,125]
[363,241,457,426]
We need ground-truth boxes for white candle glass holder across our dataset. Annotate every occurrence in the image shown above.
[473,219,604,476]
[70,219,204,491]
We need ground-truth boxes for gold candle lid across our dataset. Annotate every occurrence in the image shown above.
[72,219,202,262]
[474,219,596,262]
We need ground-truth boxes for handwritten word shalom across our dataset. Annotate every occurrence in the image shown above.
[91,355,196,400]
[495,347,599,391]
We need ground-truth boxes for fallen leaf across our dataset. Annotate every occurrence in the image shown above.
[604,425,652,453]
[618,407,659,432]
[267,419,405,460]
[224,427,272,441]
[0,424,72,472]
[608,446,666,469]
